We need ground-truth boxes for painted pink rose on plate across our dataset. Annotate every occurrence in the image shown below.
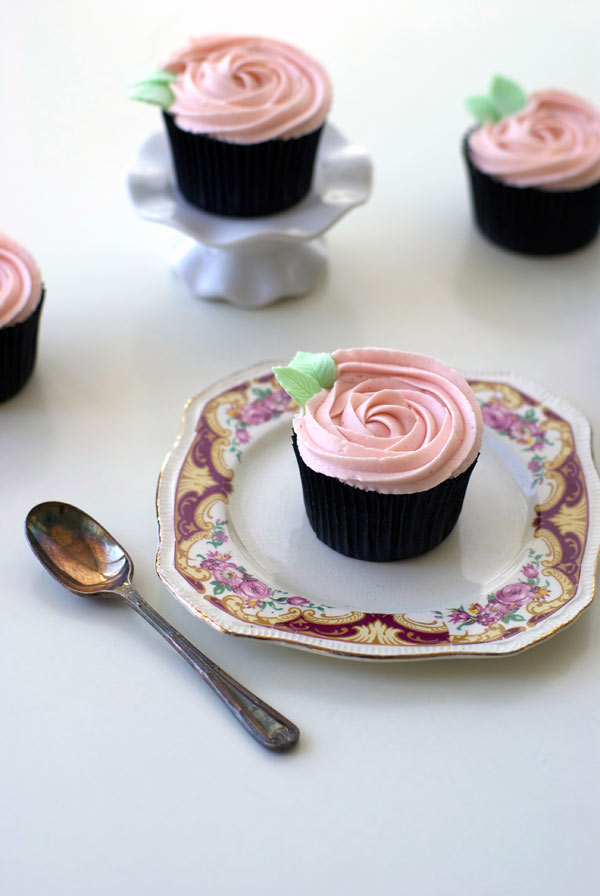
[240,400,274,426]
[264,389,295,414]
[481,403,515,431]
[237,579,272,601]
[286,596,311,607]
[212,563,244,588]
[477,607,499,626]
[509,418,544,447]
[235,427,250,444]
[494,582,532,608]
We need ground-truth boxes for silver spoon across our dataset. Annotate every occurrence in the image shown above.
[25,501,299,752]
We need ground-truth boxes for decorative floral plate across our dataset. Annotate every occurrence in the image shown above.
[156,363,600,660]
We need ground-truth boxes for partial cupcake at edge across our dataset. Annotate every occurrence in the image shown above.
[0,233,44,403]
[131,35,332,217]
[463,76,600,254]
[274,348,483,562]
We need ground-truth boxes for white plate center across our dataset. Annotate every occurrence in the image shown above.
[226,425,532,615]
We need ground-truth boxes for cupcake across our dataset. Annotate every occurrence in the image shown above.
[0,234,44,403]
[463,76,600,254]
[274,349,483,562]
[131,35,332,217]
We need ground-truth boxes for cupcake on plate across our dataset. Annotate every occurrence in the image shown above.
[131,35,332,217]
[463,76,600,254]
[0,234,44,403]
[274,349,483,562]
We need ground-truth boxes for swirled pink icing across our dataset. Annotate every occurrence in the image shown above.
[0,234,42,328]
[293,349,483,494]
[163,35,332,143]
[468,89,600,190]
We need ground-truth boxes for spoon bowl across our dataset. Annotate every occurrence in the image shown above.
[25,501,299,751]
[26,501,131,595]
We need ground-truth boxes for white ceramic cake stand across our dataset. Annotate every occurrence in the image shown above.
[127,123,372,308]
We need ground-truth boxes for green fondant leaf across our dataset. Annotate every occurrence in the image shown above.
[129,81,174,108]
[142,68,178,85]
[289,351,336,389]
[272,366,322,410]
[490,75,527,117]
[465,94,500,124]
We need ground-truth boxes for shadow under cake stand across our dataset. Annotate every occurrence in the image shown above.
[127,123,372,308]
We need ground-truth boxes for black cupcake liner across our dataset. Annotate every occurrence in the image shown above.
[163,112,324,217]
[463,134,600,255]
[293,434,478,562]
[0,288,44,403]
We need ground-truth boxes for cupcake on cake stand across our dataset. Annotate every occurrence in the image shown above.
[127,122,372,308]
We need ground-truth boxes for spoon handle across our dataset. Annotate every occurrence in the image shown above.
[115,581,299,752]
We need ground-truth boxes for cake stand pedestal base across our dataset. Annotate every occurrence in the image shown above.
[170,236,327,308]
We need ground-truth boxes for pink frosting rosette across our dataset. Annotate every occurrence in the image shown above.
[293,349,483,494]
[163,35,332,143]
[468,89,600,190]
[0,234,42,328]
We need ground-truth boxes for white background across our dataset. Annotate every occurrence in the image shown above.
[2,1,600,894]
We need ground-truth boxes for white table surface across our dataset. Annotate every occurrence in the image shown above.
[3,2,600,894]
